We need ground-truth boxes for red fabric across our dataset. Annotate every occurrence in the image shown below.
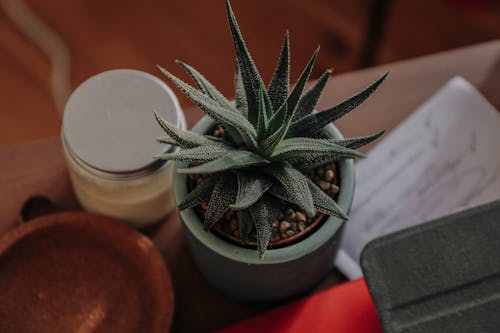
[217,278,382,333]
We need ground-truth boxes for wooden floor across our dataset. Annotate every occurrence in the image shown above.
[0,0,499,145]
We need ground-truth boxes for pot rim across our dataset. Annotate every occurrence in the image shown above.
[174,116,355,265]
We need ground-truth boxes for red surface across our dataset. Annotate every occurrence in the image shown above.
[217,278,382,333]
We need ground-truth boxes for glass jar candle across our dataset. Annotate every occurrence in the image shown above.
[61,69,185,227]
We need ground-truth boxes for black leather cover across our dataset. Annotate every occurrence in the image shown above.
[361,200,500,333]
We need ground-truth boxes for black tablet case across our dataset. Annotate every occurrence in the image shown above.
[361,199,500,333]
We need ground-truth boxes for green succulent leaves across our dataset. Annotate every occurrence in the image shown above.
[226,0,267,127]
[231,173,274,211]
[177,150,269,174]
[154,0,386,259]
[205,174,238,229]
[262,162,315,217]
[288,72,388,137]
[268,32,290,112]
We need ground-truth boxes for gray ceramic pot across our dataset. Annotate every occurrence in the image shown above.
[173,116,355,304]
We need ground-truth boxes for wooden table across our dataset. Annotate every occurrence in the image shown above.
[1,40,499,332]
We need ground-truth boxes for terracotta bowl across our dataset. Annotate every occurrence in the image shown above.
[0,212,174,333]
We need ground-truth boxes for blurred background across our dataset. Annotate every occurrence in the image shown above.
[0,0,499,145]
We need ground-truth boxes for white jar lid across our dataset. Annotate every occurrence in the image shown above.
[62,69,184,174]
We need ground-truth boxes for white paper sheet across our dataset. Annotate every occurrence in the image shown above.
[335,77,500,279]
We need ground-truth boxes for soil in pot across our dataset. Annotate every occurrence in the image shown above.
[187,125,341,249]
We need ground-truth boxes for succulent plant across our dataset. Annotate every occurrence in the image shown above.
[154,0,386,258]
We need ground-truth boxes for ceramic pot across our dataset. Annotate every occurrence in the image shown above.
[174,116,355,303]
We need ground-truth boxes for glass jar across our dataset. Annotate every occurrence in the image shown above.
[61,69,185,227]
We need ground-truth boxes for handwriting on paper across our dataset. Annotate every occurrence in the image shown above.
[335,77,500,279]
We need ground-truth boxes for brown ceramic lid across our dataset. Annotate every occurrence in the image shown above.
[0,212,174,333]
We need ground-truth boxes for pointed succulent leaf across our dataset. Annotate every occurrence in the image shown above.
[204,135,229,144]
[237,209,253,244]
[158,66,257,148]
[249,195,280,259]
[154,144,231,163]
[156,136,178,146]
[283,46,319,116]
[224,125,245,148]
[332,130,385,149]
[205,174,237,229]
[292,151,361,170]
[256,85,268,140]
[293,69,331,121]
[307,179,348,220]
[177,150,270,174]
[154,111,216,148]
[268,47,319,133]
[271,137,365,161]
[225,0,268,126]
[260,102,292,154]
[263,87,274,119]
[234,60,248,117]
[178,175,221,210]
[267,183,296,203]
[157,134,226,148]
[176,60,236,112]
[262,162,315,217]
[290,73,388,137]
[268,31,290,112]
[230,173,273,210]
[268,181,348,221]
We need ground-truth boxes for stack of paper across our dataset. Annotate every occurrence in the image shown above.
[335,77,500,279]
